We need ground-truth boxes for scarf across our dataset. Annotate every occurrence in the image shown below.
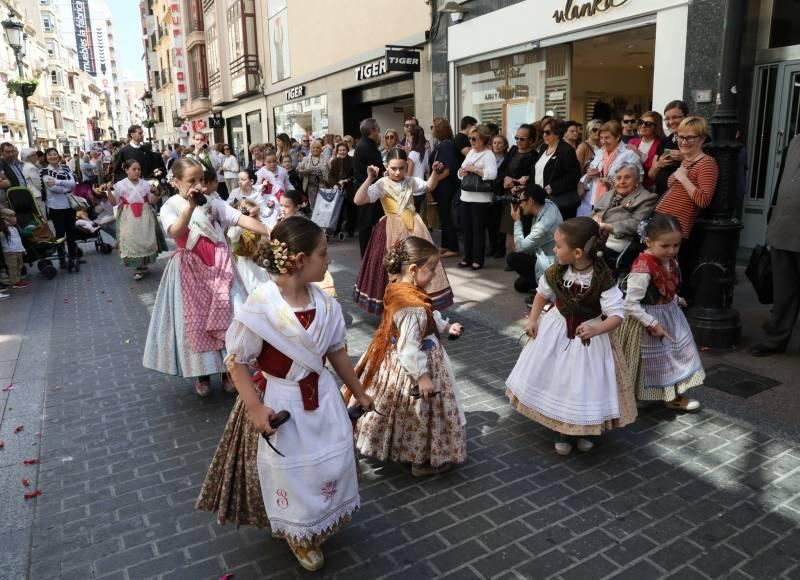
[544,262,615,340]
[378,177,417,231]
[631,252,680,303]
[355,282,436,390]
[593,147,620,204]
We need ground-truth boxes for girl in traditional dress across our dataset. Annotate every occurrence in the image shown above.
[352,236,467,477]
[619,214,704,412]
[108,160,166,281]
[196,217,373,572]
[353,149,453,315]
[142,158,269,397]
[279,189,336,297]
[506,217,636,455]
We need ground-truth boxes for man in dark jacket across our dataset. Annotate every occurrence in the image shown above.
[113,125,165,182]
[352,118,383,256]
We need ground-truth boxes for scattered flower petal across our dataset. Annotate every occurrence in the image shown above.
[21,478,30,487]
[0,441,4,449]
[124,339,131,344]
[2,384,13,392]
[23,459,39,465]
[220,574,235,580]
[24,490,43,500]
[107,299,113,303]
[63,299,69,304]
[14,425,24,433]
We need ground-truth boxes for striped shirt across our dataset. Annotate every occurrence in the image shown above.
[655,155,718,238]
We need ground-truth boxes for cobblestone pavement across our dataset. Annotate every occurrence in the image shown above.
[5,246,800,580]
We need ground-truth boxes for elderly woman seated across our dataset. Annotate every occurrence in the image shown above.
[592,162,658,277]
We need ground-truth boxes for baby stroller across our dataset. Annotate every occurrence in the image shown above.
[311,186,346,241]
[6,186,61,280]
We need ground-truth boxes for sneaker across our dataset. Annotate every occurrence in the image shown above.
[0,291,9,300]
[194,379,212,398]
[554,441,573,455]
[12,280,31,289]
[665,396,701,413]
[576,438,594,453]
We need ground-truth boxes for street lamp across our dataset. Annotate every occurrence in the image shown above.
[142,91,154,143]
[2,11,33,147]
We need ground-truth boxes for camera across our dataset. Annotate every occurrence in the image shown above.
[510,187,522,209]
[192,191,207,206]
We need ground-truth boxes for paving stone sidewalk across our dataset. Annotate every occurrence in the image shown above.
[7,251,800,580]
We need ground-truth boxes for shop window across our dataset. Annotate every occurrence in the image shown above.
[246,110,263,149]
[770,0,800,48]
[457,50,547,142]
[274,95,328,141]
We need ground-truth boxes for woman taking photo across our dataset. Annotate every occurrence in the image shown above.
[457,124,497,270]
[629,111,665,191]
[579,120,643,217]
[651,100,690,194]
[406,125,430,212]
[430,117,461,258]
[327,142,356,236]
[296,140,328,209]
[533,118,582,220]
[41,148,79,272]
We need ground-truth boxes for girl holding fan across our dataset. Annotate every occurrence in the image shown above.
[142,158,269,397]
[352,236,467,477]
[619,214,705,411]
[506,217,636,455]
[108,159,166,281]
[353,149,453,315]
[196,217,373,572]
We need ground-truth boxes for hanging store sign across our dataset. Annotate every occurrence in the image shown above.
[355,59,387,82]
[385,49,421,73]
[285,85,306,100]
[72,0,97,77]
[552,0,630,23]
[169,2,187,101]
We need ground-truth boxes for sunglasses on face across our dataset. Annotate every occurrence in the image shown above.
[404,123,414,128]
[514,136,527,141]
[542,130,552,136]
[623,119,638,124]
[639,121,656,128]
[469,136,478,142]
[591,128,600,133]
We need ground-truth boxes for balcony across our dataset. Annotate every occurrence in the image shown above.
[190,85,209,100]
[172,110,183,128]
[229,54,260,98]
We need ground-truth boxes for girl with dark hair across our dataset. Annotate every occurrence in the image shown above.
[351,236,466,477]
[107,159,166,281]
[506,217,636,455]
[142,158,269,397]
[352,148,453,315]
[619,214,704,412]
[406,125,430,212]
[197,216,373,572]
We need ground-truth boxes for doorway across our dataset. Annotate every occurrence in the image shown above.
[743,61,800,248]
[342,76,415,137]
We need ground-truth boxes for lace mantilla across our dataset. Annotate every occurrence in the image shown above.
[562,267,594,291]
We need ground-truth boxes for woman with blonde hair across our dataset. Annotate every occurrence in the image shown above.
[381,129,400,166]
[577,119,603,173]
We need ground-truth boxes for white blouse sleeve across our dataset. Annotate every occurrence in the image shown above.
[326,299,348,353]
[536,274,556,302]
[600,285,625,319]
[366,180,384,203]
[159,201,181,236]
[224,320,264,369]
[433,310,450,335]
[394,307,430,380]
[480,151,497,181]
[624,272,657,327]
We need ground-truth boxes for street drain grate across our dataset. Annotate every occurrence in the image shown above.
[703,364,781,398]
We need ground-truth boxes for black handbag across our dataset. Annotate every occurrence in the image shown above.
[745,244,773,304]
[460,172,494,193]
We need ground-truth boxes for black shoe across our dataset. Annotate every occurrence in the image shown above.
[514,277,533,294]
[78,259,87,264]
[74,259,80,273]
[750,344,784,357]
[67,258,74,273]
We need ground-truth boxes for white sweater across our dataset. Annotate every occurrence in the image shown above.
[458,149,497,203]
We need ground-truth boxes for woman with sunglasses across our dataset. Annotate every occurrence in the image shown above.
[496,123,539,259]
[381,129,400,166]
[533,118,582,220]
[628,111,665,191]
[579,120,643,217]
[576,119,602,174]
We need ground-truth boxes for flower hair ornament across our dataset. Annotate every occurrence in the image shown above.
[261,239,297,275]
[636,217,653,244]
[386,240,410,270]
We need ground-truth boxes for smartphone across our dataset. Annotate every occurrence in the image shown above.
[663,148,672,158]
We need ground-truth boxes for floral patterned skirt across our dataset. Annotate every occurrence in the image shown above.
[195,394,270,529]
[354,344,466,468]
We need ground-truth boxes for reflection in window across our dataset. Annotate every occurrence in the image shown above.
[274,95,328,140]
[770,0,800,49]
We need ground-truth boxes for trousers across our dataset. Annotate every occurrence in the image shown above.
[762,248,800,349]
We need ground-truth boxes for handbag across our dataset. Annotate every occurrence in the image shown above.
[67,194,89,211]
[745,244,773,304]
[460,173,493,193]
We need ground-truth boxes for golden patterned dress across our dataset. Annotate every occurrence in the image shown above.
[352,176,454,315]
